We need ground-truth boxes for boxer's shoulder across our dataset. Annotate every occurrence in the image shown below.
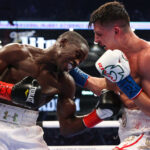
[0,43,31,64]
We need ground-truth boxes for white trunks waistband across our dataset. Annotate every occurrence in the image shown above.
[0,103,39,126]
[121,108,150,130]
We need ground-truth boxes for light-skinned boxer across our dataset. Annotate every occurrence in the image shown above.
[70,1,150,150]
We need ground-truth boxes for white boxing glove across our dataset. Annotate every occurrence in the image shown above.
[95,50,142,99]
[95,49,130,82]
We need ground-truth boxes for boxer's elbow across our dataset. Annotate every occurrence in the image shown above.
[59,120,76,137]
[59,118,86,137]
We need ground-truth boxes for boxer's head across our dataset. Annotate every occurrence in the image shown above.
[89,1,130,50]
[55,31,89,71]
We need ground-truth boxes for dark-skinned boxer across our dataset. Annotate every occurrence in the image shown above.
[0,31,121,150]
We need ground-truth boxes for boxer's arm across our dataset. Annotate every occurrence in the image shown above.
[57,74,120,136]
[86,76,118,96]
[95,50,150,116]
[0,76,41,109]
[69,67,89,87]
[131,52,150,116]
[70,67,117,96]
[57,74,85,136]
[95,50,142,99]
[57,89,121,136]
[0,43,42,109]
[83,89,121,128]
[0,43,29,75]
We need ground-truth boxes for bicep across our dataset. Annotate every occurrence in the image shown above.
[60,74,76,99]
[57,97,76,119]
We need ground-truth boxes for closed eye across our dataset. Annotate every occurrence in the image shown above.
[96,33,102,37]
[75,50,86,61]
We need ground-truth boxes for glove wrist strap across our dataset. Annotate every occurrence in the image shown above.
[83,109,102,128]
[69,67,89,87]
[117,75,142,99]
[0,81,13,101]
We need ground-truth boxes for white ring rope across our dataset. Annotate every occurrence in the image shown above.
[44,121,119,149]
[48,145,116,150]
[41,120,120,128]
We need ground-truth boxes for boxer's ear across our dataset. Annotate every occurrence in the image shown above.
[114,26,120,35]
[59,38,68,48]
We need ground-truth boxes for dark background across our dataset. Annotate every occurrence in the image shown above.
[0,0,149,21]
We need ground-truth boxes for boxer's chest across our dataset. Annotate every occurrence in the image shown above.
[128,55,141,85]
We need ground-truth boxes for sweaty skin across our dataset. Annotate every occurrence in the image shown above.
[84,2,150,150]
[0,31,89,136]
[91,21,150,116]
[85,22,150,115]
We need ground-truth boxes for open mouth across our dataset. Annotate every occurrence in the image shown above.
[64,60,77,72]
[101,44,106,49]
[63,63,74,72]
[67,63,73,71]
[98,43,106,49]
[103,45,106,48]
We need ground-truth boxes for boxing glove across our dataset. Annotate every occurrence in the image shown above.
[83,89,121,128]
[95,50,142,99]
[0,76,41,109]
[69,67,89,87]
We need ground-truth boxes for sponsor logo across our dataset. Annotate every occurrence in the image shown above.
[26,87,37,103]
[97,62,124,82]
[3,111,18,122]
[39,98,80,112]
[25,89,29,97]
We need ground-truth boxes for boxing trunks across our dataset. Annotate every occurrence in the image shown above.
[0,103,49,150]
[116,108,150,150]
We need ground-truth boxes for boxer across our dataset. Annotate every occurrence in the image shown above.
[0,31,90,150]
[0,30,121,149]
[70,1,150,149]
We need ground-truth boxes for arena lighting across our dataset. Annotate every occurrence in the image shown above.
[69,27,74,31]
[0,21,150,30]
[81,90,94,95]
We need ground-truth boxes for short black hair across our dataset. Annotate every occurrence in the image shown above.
[58,31,89,48]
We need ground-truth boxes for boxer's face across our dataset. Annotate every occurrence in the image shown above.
[93,21,119,50]
[58,43,88,72]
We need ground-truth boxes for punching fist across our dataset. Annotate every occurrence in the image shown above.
[95,50,130,82]
[96,89,121,117]
[95,50,142,99]
[0,76,41,109]
[83,89,121,128]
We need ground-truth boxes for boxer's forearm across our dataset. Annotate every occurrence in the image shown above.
[85,77,105,96]
[86,77,118,96]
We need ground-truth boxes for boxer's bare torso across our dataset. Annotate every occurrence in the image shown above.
[119,40,150,112]
[0,31,90,136]
[0,44,74,108]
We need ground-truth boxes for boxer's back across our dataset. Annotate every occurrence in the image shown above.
[0,43,75,108]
